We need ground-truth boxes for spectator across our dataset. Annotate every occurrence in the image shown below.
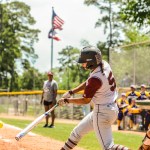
[117,93,129,130]
[40,71,58,128]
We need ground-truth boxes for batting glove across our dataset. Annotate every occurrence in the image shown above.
[57,98,68,106]
[62,90,73,98]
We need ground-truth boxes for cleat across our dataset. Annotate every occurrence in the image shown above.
[48,124,55,128]
[43,124,48,128]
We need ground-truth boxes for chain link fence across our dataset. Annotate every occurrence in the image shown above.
[110,41,150,88]
[0,91,84,120]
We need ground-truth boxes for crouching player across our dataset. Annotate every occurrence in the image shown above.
[139,129,150,150]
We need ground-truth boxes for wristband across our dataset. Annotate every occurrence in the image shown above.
[64,98,69,103]
[69,90,73,95]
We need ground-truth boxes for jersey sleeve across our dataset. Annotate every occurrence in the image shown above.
[126,92,130,97]
[83,77,102,98]
[135,91,141,97]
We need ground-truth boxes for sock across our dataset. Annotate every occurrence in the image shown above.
[110,144,130,150]
[60,138,78,150]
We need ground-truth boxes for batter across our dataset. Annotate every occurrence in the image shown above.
[58,46,130,150]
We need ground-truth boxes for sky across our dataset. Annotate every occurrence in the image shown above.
[19,0,106,73]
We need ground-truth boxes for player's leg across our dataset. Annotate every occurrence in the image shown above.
[93,104,118,149]
[49,102,55,128]
[117,110,123,130]
[129,114,134,129]
[60,111,94,150]
[93,103,130,150]
[43,101,49,127]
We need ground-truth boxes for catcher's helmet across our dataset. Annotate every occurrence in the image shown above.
[77,46,102,69]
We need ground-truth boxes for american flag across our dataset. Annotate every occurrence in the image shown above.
[52,10,64,30]
[48,9,64,41]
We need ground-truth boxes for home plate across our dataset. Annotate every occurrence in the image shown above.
[5,124,36,136]
[2,139,12,143]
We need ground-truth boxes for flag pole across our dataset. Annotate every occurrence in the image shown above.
[51,7,54,70]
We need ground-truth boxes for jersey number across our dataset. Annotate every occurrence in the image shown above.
[107,71,116,91]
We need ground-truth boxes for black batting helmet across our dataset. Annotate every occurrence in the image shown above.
[77,46,102,69]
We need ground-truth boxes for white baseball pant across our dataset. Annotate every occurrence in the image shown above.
[69,102,118,150]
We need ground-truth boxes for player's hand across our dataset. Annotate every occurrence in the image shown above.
[62,90,73,98]
[57,98,69,106]
[57,98,66,106]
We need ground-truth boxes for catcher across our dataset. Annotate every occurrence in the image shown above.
[139,129,150,150]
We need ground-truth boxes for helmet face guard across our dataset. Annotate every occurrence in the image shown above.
[77,46,102,69]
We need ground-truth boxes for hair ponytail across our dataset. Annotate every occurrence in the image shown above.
[99,62,104,75]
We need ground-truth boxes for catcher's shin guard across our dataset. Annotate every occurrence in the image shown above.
[138,130,150,150]
[60,138,78,150]
[109,144,130,150]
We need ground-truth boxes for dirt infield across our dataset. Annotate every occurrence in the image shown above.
[0,115,146,150]
[0,124,85,150]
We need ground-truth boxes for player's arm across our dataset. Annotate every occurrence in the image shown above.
[135,91,141,97]
[125,91,130,97]
[62,82,86,98]
[58,78,102,105]
[71,82,86,94]
[145,91,150,99]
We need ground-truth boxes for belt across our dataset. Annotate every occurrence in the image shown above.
[96,100,116,106]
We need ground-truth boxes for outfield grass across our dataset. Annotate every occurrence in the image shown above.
[0,118,143,150]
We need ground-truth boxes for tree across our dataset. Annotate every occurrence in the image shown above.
[120,0,150,32]
[20,67,45,90]
[58,46,89,89]
[84,0,124,48]
[0,1,40,91]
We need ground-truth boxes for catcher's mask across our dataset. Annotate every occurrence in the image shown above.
[77,46,102,69]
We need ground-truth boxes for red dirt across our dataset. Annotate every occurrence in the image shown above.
[0,123,84,150]
[0,115,146,150]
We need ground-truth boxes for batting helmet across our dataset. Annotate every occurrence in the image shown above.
[77,46,102,69]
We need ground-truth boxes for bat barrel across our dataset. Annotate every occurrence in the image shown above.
[15,131,25,141]
[15,104,58,141]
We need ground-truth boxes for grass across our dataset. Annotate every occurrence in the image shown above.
[0,118,143,150]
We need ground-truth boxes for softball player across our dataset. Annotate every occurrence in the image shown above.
[58,46,130,150]
[137,84,150,100]
[117,93,129,130]
[126,85,141,100]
